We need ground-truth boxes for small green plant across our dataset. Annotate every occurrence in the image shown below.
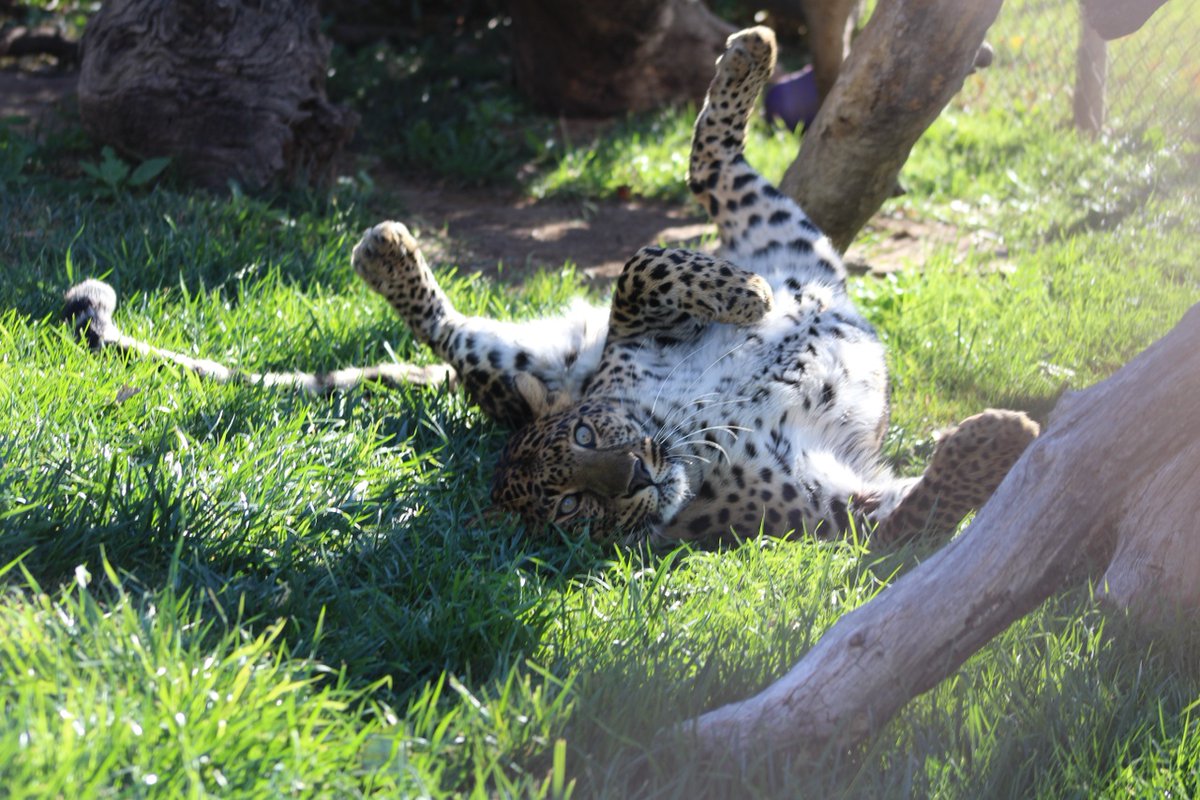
[0,117,36,187]
[78,146,171,197]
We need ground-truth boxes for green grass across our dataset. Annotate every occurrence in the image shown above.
[527,109,799,202]
[2,2,1200,794]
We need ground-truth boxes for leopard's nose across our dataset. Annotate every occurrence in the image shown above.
[627,455,655,494]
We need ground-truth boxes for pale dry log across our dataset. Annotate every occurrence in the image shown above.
[780,0,1003,251]
[1100,438,1200,618]
[686,303,1200,757]
[78,0,357,191]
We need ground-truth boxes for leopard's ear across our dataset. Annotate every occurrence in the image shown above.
[514,372,572,419]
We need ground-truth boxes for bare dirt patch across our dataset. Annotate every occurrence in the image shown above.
[388,183,712,283]
[846,213,1013,276]
[0,68,76,125]
[389,182,1006,286]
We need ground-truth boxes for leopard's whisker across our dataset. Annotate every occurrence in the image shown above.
[667,452,712,466]
[683,438,732,465]
[676,424,749,441]
[661,416,750,449]
[649,341,711,420]
[654,391,721,431]
[656,395,750,445]
[653,342,745,431]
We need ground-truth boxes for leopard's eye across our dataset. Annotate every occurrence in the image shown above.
[573,422,596,448]
[556,493,581,519]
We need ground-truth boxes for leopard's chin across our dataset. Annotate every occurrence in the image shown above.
[627,462,692,543]
[655,461,691,525]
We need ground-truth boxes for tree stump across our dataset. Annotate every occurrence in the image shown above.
[683,303,1200,758]
[779,0,1003,251]
[78,0,357,191]
[507,0,735,116]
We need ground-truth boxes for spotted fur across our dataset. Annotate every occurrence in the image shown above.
[354,26,1038,546]
[65,26,1038,548]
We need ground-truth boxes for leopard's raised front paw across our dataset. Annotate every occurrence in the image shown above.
[351,221,424,294]
[718,273,775,325]
[716,26,776,90]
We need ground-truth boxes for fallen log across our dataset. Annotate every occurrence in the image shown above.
[685,303,1200,757]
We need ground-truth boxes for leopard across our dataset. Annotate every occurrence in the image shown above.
[64,26,1037,548]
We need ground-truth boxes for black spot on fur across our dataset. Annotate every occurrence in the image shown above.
[831,500,850,532]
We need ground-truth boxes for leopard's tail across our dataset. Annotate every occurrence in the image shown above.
[64,279,455,394]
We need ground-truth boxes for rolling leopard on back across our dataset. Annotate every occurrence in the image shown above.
[65,27,1037,547]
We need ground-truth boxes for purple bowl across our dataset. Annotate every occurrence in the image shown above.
[764,66,821,132]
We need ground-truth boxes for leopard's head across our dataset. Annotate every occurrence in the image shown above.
[490,376,690,543]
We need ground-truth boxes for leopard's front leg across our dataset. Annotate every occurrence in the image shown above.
[607,246,774,343]
[352,221,460,346]
[353,221,607,426]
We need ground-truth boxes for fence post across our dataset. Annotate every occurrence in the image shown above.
[1074,17,1108,132]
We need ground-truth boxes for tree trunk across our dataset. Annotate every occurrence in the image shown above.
[684,303,1200,758]
[78,0,357,191]
[797,0,861,101]
[779,0,1003,251]
[507,0,735,116]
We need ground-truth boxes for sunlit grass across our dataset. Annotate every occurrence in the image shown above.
[527,110,797,202]
[2,4,1199,794]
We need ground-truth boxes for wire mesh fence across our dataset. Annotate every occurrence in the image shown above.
[972,0,1200,142]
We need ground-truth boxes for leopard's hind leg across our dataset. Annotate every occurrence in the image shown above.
[868,409,1040,545]
[688,27,844,285]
